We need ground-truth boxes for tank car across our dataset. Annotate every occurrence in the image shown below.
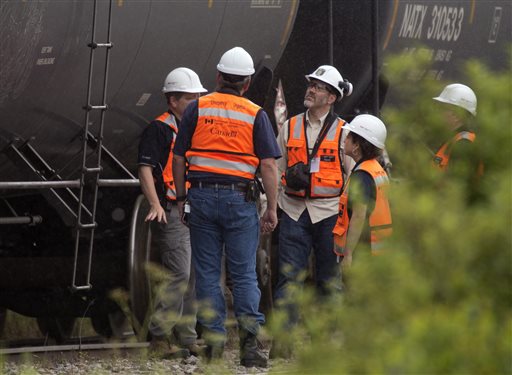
[0,0,509,341]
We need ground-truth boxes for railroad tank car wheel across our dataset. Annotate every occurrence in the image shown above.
[128,195,156,341]
[90,310,129,338]
[257,233,273,315]
[36,317,75,343]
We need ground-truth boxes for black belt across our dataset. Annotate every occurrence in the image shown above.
[190,181,248,192]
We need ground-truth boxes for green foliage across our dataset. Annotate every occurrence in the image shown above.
[268,53,512,374]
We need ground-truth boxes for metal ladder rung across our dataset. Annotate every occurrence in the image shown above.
[83,167,102,173]
[78,223,97,229]
[73,284,93,291]
[83,105,108,111]
[88,42,113,49]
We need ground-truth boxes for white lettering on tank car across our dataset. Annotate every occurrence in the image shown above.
[427,5,464,42]
[399,4,428,39]
[36,57,55,65]
[250,0,282,9]
[136,93,151,106]
[40,46,53,54]
[488,7,502,43]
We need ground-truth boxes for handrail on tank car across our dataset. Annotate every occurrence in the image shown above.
[0,179,140,189]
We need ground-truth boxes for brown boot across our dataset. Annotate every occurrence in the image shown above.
[185,343,207,357]
[165,344,190,359]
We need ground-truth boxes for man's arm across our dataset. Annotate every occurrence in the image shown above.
[259,157,278,232]
[138,165,167,223]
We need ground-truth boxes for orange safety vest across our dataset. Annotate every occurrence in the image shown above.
[186,92,260,180]
[154,112,188,201]
[333,159,392,255]
[433,131,476,170]
[282,113,345,198]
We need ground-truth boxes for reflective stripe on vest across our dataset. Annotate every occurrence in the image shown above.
[333,159,392,255]
[282,113,345,198]
[433,131,476,170]
[186,92,260,179]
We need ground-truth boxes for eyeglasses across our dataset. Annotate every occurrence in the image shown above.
[307,81,330,92]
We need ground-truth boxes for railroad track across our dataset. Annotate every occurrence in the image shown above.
[0,339,148,356]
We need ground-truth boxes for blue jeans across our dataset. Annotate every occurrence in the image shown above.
[188,187,264,341]
[274,210,340,317]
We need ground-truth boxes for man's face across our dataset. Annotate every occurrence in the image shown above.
[303,79,335,110]
[172,93,201,119]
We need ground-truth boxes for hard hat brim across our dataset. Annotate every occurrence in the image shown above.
[162,87,208,94]
[305,75,343,97]
[432,96,476,116]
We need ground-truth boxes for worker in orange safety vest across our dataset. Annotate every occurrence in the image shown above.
[333,114,392,268]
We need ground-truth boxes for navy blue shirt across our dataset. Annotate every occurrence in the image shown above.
[173,88,281,183]
[137,110,177,197]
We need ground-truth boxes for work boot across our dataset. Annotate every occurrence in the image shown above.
[186,343,207,357]
[148,337,190,359]
[165,344,190,359]
[240,330,268,368]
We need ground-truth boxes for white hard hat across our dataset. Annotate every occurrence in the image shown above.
[217,47,255,76]
[305,65,353,99]
[345,114,387,149]
[433,83,477,116]
[162,67,207,93]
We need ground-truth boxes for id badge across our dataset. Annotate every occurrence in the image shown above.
[310,157,320,173]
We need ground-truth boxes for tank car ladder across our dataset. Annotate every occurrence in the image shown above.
[72,0,114,291]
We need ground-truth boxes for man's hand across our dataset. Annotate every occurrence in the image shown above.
[260,209,278,233]
[145,203,167,223]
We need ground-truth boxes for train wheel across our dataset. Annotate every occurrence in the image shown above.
[91,310,129,338]
[36,317,75,343]
[128,195,155,341]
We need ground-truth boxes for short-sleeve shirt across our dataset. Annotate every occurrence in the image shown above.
[137,110,177,196]
[173,88,281,184]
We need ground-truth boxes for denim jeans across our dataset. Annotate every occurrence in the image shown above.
[274,210,340,320]
[188,186,264,342]
[149,206,197,345]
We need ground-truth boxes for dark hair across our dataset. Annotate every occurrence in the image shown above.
[219,72,250,92]
[348,132,382,160]
[165,91,186,104]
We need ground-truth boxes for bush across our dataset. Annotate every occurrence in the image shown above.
[268,51,512,374]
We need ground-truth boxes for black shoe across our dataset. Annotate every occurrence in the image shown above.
[240,331,268,368]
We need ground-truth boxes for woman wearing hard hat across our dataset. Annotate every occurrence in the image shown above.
[332,114,392,268]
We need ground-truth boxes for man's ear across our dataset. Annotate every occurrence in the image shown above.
[241,77,252,94]
[327,93,337,106]
[168,95,178,108]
